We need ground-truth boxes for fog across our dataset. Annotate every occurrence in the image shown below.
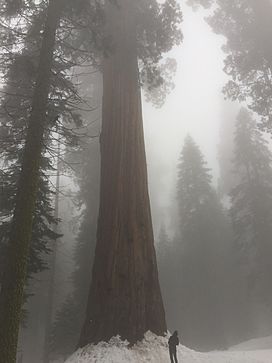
[144,4,226,235]
[1,1,272,362]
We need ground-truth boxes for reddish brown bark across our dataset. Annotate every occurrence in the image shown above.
[79,1,166,346]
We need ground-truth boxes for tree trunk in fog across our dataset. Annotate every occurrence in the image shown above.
[0,1,64,362]
[43,137,61,363]
[79,1,166,346]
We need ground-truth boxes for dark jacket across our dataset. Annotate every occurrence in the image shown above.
[168,334,179,351]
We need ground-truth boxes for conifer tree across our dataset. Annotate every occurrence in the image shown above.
[188,0,272,130]
[176,136,228,351]
[0,1,105,360]
[0,2,61,288]
[209,0,272,129]
[0,2,67,361]
[217,102,239,199]
[0,0,99,288]
[50,94,101,359]
[230,108,272,305]
[79,0,182,346]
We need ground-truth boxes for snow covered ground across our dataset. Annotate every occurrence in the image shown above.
[65,332,272,363]
[230,335,272,352]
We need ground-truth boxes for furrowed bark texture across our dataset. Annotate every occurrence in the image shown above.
[0,1,64,362]
[79,0,166,346]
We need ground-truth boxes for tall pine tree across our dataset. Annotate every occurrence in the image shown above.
[230,108,272,306]
[0,0,105,360]
[176,136,229,351]
[0,3,66,360]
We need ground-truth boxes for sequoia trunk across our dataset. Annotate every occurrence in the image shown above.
[79,0,166,346]
[0,1,64,362]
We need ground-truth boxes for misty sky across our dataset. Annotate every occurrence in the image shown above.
[143,4,229,235]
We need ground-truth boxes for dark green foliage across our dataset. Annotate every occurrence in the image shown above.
[0,5,75,289]
[208,0,272,129]
[188,0,272,132]
[49,71,101,359]
[217,103,239,198]
[0,0,182,356]
[177,136,212,222]
[0,2,62,290]
[175,136,229,351]
[0,0,105,287]
[230,108,272,305]
[0,1,106,360]
[188,0,272,130]
[137,0,183,106]
[0,1,67,359]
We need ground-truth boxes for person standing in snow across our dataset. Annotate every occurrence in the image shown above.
[168,330,179,363]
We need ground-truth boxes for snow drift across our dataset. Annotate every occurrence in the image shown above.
[65,332,272,363]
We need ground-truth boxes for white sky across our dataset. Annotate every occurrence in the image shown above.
[143,4,229,235]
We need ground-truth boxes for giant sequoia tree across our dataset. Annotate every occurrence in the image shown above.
[79,0,182,346]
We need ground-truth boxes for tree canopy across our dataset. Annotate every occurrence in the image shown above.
[188,0,272,130]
